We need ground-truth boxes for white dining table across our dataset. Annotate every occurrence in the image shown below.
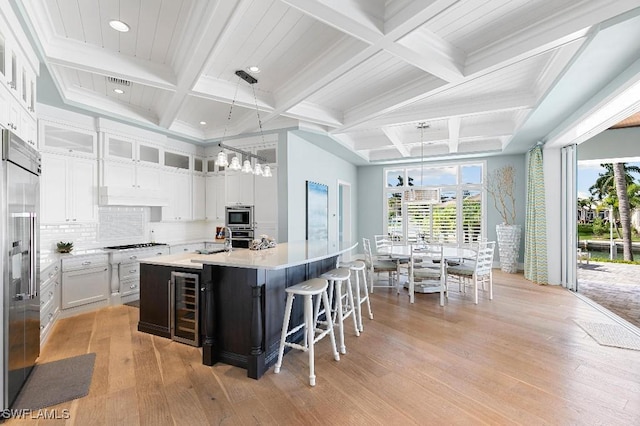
[378,244,477,261]
[378,244,478,294]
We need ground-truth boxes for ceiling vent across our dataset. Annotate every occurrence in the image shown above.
[107,77,132,86]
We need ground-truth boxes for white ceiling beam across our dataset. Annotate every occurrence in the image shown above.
[46,38,177,90]
[234,36,375,133]
[283,102,344,128]
[159,0,250,128]
[464,0,640,76]
[192,76,274,110]
[448,117,461,153]
[340,92,535,131]
[381,127,411,157]
[280,0,463,82]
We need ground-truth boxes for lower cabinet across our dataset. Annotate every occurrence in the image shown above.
[138,263,202,341]
[40,261,61,345]
[61,254,109,310]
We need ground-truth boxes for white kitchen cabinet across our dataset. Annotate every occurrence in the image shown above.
[40,261,61,345]
[169,242,205,254]
[103,134,162,167]
[254,168,278,239]
[226,171,254,206]
[0,7,38,142]
[41,153,97,223]
[40,121,97,157]
[205,174,226,222]
[102,160,162,191]
[193,174,206,221]
[61,254,109,310]
[161,170,192,221]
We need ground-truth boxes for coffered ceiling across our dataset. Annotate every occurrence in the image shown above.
[14,0,640,164]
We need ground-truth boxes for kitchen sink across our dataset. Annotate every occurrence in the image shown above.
[195,249,226,255]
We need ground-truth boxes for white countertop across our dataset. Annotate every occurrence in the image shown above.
[192,240,358,270]
[138,240,357,271]
[137,252,205,270]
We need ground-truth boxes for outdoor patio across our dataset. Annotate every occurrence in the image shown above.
[577,261,640,329]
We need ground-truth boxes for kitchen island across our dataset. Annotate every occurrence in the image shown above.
[138,240,357,379]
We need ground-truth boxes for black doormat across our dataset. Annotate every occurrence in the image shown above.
[12,353,96,410]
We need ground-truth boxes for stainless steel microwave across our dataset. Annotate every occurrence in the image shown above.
[225,205,254,228]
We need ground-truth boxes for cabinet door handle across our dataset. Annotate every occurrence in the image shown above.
[156,252,163,255]
[129,269,137,273]
[130,284,137,289]
[82,261,92,265]
[129,255,137,260]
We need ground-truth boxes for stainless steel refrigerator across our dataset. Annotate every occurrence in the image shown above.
[1,129,40,409]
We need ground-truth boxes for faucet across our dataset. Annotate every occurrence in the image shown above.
[223,226,233,252]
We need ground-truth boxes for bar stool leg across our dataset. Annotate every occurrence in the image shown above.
[352,269,364,332]
[360,268,374,321]
[335,281,346,354]
[305,294,316,386]
[345,277,360,338]
[322,289,340,362]
[274,293,294,374]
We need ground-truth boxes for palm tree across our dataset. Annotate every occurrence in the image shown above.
[590,163,640,261]
[613,163,634,260]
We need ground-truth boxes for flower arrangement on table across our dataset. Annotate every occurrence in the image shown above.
[249,235,277,250]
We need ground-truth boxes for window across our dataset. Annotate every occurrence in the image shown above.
[383,162,485,245]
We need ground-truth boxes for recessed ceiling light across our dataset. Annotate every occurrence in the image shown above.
[113,88,124,94]
[109,20,130,32]
[199,121,207,125]
[247,66,260,73]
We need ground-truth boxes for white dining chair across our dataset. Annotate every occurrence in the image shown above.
[363,238,398,293]
[446,241,496,304]
[401,244,446,305]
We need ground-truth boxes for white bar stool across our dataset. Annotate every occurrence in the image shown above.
[321,268,360,354]
[273,278,339,386]
[340,260,373,332]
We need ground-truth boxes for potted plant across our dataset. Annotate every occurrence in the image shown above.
[56,241,74,253]
[486,165,520,273]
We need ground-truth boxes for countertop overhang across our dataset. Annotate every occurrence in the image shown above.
[139,240,358,270]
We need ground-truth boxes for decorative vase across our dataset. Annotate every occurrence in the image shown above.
[496,224,521,273]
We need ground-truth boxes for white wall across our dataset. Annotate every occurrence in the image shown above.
[285,131,358,242]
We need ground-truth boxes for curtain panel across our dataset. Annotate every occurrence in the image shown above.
[524,146,548,284]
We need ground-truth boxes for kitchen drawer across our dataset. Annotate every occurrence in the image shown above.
[40,295,57,336]
[62,253,109,271]
[41,262,60,286]
[40,280,57,313]
[120,277,140,297]
[170,243,204,254]
[119,262,140,280]
[62,265,109,309]
[113,247,169,263]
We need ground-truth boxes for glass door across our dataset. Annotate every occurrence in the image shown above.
[170,272,200,346]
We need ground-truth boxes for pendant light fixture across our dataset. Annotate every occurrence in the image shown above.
[214,70,272,177]
[406,122,429,203]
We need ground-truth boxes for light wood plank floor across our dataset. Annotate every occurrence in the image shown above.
[8,271,640,425]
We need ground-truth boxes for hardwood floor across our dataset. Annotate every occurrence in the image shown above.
[8,271,640,425]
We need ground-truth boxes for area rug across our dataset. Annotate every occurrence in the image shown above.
[574,320,640,351]
[12,353,96,410]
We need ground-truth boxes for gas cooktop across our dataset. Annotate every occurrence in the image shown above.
[103,242,167,250]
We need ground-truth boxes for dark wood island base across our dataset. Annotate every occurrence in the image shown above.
[138,241,357,380]
[201,256,337,379]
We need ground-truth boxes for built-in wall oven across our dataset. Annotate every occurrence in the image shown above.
[225,205,254,248]
[229,229,254,248]
[225,205,253,228]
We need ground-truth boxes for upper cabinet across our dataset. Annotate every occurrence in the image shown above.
[0,4,38,144]
[39,121,97,157]
[103,134,162,167]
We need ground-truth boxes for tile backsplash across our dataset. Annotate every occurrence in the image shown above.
[40,206,214,260]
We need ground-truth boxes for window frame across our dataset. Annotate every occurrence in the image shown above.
[382,160,487,245]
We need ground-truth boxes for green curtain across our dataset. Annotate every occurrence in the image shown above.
[524,145,548,284]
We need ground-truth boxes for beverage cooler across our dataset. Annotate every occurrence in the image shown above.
[170,272,200,346]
